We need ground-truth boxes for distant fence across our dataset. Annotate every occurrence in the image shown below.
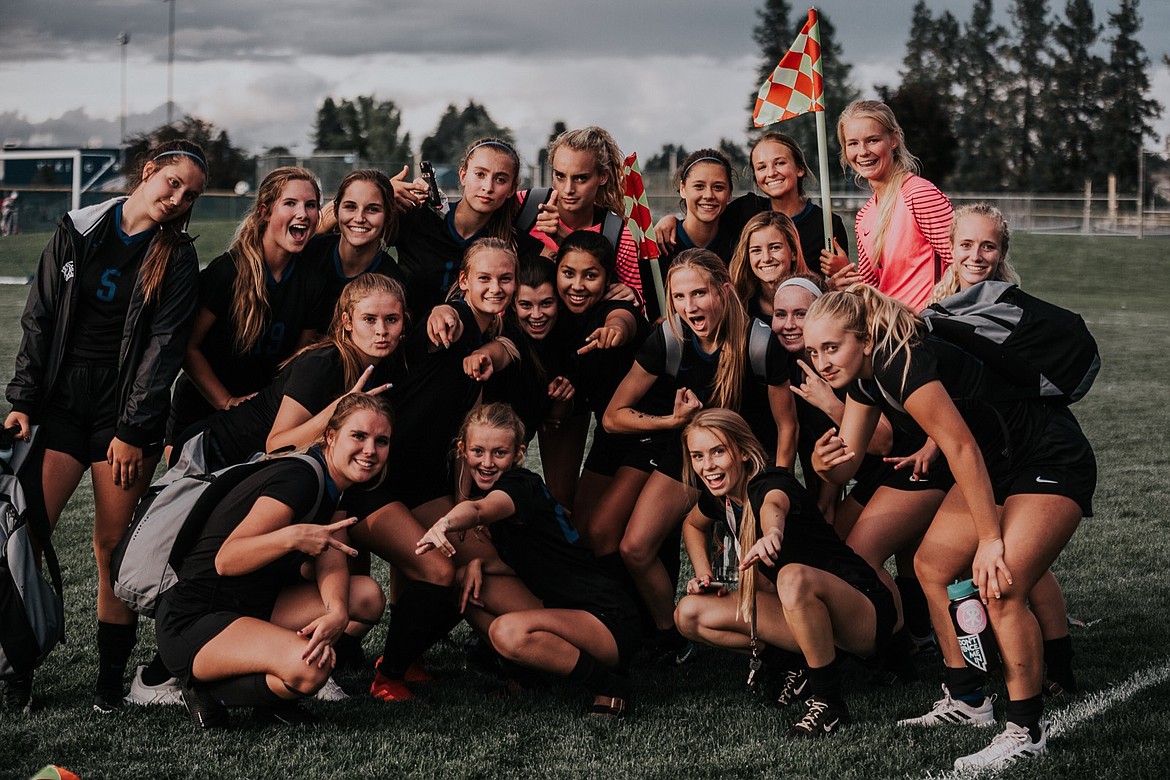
[4,159,1168,238]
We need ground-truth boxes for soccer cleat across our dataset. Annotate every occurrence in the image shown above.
[93,684,124,714]
[254,701,319,726]
[953,721,1048,770]
[774,668,809,708]
[405,661,433,683]
[124,665,184,706]
[2,672,33,713]
[786,695,848,739]
[182,686,230,729]
[897,685,996,727]
[674,641,698,666]
[312,676,350,702]
[370,670,414,702]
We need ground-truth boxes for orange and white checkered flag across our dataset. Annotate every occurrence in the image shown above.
[753,8,824,127]
[621,153,659,261]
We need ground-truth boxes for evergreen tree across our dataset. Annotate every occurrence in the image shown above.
[746,0,795,124]
[537,120,568,171]
[954,0,1011,190]
[420,101,514,163]
[1098,0,1163,190]
[1006,0,1054,189]
[1038,0,1104,191]
[879,83,958,187]
[644,143,689,174]
[719,138,750,175]
[313,97,346,152]
[313,95,412,164]
[124,115,252,190]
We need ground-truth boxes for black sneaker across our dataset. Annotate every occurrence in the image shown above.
[2,672,33,713]
[254,701,318,726]
[775,667,809,707]
[182,685,230,729]
[786,695,849,739]
[93,683,124,714]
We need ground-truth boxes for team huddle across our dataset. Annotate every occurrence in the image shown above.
[1,100,1096,772]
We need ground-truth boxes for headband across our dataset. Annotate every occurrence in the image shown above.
[777,277,824,298]
[152,150,208,171]
[680,156,727,182]
[465,140,516,159]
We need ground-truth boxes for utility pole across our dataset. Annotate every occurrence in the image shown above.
[164,0,175,124]
[119,32,130,142]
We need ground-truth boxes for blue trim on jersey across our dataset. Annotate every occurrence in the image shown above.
[688,329,720,364]
[265,255,298,289]
[791,199,815,224]
[540,482,579,544]
[113,202,155,246]
[676,223,723,252]
[308,445,341,505]
[332,241,388,282]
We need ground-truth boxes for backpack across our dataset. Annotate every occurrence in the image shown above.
[0,429,65,679]
[921,281,1101,404]
[515,188,624,250]
[110,453,325,618]
[661,314,773,383]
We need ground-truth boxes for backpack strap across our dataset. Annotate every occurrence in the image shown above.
[515,188,552,235]
[747,318,772,382]
[599,209,625,250]
[289,454,328,520]
[662,315,684,379]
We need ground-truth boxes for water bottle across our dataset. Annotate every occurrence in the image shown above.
[0,425,16,465]
[947,579,999,673]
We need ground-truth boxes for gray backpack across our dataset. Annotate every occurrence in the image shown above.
[661,315,773,382]
[0,429,65,679]
[110,453,325,617]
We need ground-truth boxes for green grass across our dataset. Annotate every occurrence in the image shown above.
[1,233,1169,779]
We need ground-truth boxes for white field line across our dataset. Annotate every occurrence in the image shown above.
[922,660,1170,779]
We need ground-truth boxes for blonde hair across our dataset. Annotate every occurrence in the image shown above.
[282,273,408,389]
[666,249,750,411]
[807,284,923,393]
[446,237,518,339]
[128,139,208,305]
[453,403,527,492]
[319,392,395,488]
[548,126,626,217]
[729,211,809,306]
[682,409,769,624]
[228,166,322,353]
[836,100,920,270]
[929,203,1020,304]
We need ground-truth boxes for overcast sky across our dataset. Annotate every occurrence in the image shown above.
[2,0,1167,163]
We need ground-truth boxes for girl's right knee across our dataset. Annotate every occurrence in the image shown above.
[674,596,703,639]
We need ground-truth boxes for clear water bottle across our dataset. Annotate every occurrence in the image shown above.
[947,579,999,673]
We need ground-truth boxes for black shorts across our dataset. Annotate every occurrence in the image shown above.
[991,406,1096,516]
[582,426,640,478]
[622,432,685,481]
[861,583,898,647]
[848,450,955,506]
[155,597,263,687]
[589,609,643,668]
[40,360,163,463]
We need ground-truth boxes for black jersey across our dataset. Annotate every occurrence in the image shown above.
[722,195,849,277]
[393,206,486,322]
[488,468,638,620]
[166,453,339,620]
[193,251,332,397]
[204,346,394,467]
[555,299,649,421]
[697,467,884,591]
[383,300,487,507]
[633,319,789,453]
[481,319,575,442]
[302,233,405,314]
[69,206,152,363]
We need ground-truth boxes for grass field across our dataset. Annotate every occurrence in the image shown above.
[0,230,1168,779]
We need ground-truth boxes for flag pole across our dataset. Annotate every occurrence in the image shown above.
[815,107,834,253]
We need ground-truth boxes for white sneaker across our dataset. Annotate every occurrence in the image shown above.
[953,721,1048,770]
[124,665,184,706]
[897,684,996,727]
[313,676,350,702]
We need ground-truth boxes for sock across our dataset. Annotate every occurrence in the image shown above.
[1043,635,1078,693]
[761,645,804,673]
[1005,695,1044,741]
[895,575,933,638]
[805,657,843,705]
[333,632,365,671]
[655,625,686,652]
[96,621,137,695]
[202,673,286,708]
[945,665,987,704]
[567,652,629,699]
[140,652,174,686]
[377,581,459,678]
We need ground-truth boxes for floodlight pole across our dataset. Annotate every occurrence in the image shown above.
[164,0,175,124]
[119,32,130,143]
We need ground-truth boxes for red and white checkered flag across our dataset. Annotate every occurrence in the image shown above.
[621,153,659,261]
[753,8,824,127]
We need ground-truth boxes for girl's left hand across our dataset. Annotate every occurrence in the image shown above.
[547,376,575,402]
[298,609,347,668]
[578,326,624,354]
[740,529,783,569]
[107,437,144,489]
[389,165,429,209]
[460,558,485,613]
[819,237,850,278]
[883,439,940,481]
[972,537,1012,604]
[671,387,703,426]
[426,305,463,349]
[463,352,493,382]
[602,283,638,303]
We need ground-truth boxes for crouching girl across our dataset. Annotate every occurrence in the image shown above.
[416,404,641,718]
[673,409,897,738]
[156,394,391,728]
